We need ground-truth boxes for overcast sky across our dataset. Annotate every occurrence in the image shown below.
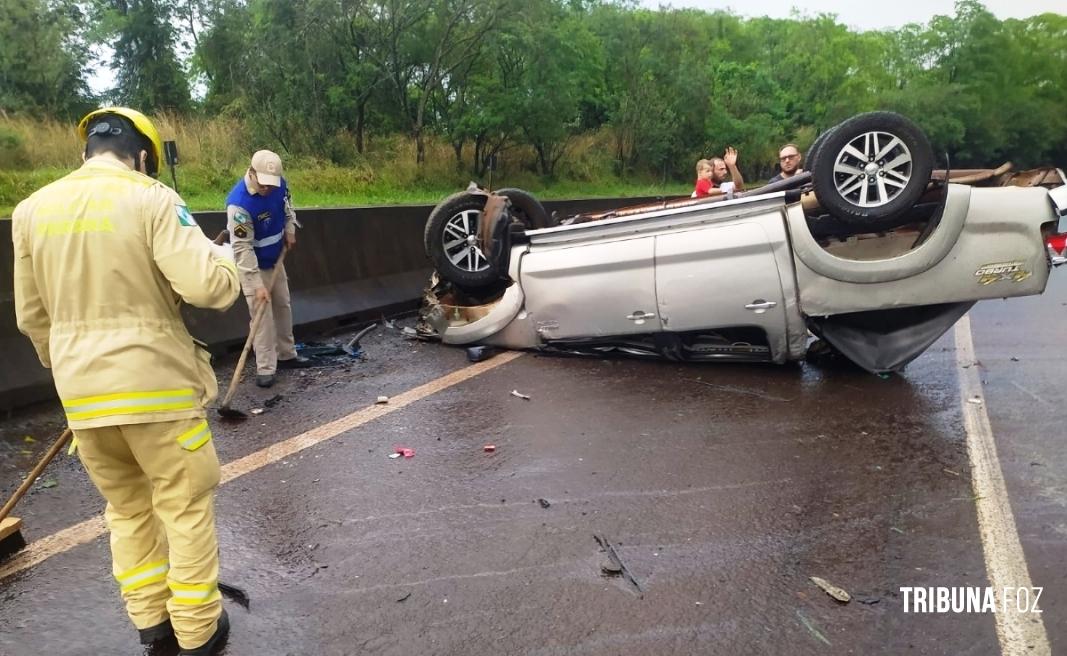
[640,0,1065,31]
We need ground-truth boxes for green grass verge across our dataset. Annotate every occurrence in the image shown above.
[2,167,693,217]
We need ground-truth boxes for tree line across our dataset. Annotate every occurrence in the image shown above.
[2,0,1065,181]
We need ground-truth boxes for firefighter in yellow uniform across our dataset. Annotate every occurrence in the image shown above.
[12,108,240,656]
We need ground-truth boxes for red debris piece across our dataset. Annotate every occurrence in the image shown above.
[394,447,415,458]
[483,444,496,453]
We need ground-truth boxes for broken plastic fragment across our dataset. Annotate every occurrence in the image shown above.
[467,346,495,362]
[394,447,415,458]
[376,396,390,404]
[483,444,496,452]
[250,408,265,415]
[796,610,832,646]
[600,558,622,575]
[510,390,531,400]
[967,397,983,405]
[810,576,851,603]
[388,453,402,459]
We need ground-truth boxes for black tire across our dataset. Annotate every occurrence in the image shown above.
[811,112,933,226]
[805,126,836,174]
[424,191,500,289]
[494,188,556,229]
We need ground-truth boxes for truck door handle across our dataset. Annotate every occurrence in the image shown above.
[627,310,656,324]
[745,300,777,312]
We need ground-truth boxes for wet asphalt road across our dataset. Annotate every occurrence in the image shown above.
[1,276,1065,656]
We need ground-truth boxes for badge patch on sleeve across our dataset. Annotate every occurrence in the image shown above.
[176,205,198,227]
[233,225,248,239]
[233,210,251,225]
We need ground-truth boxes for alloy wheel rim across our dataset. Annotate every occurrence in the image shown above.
[831,130,913,207]
[442,209,490,272]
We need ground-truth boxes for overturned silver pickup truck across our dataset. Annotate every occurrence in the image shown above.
[419,112,1067,373]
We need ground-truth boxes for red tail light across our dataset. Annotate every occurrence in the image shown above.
[1048,233,1067,266]
[1049,233,1067,254]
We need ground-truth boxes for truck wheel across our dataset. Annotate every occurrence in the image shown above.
[494,188,556,229]
[811,112,933,226]
[424,192,500,289]
[805,126,836,174]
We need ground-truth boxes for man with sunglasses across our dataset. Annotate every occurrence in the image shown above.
[769,143,804,183]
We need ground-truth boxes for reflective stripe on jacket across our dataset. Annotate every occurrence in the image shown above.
[12,156,241,428]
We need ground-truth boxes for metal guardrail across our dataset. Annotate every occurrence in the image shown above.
[0,196,662,411]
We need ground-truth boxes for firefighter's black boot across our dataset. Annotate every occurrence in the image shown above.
[177,610,230,656]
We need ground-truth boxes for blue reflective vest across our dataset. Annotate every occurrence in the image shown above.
[225,178,287,269]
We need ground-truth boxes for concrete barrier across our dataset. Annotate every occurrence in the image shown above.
[0,195,663,411]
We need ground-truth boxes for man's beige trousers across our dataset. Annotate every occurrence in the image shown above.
[245,262,298,375]
[74,417,223,650]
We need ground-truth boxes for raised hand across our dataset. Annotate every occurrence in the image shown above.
[724,146,738,167]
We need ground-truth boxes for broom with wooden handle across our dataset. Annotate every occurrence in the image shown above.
[0,428,74,559]
[217,245,288,419]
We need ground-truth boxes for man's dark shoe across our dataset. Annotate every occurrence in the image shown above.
[277,356,312,369]
[178,610,230,656]
[140,620,179,656]
[255,374,275,388]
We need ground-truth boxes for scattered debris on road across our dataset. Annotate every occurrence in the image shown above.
[796,610,832,646]
[537,498,551,508]
[388,453,402,459]
[594,534,643,596]
[38,479,57,489]
[810,576,851,603]
[376,396,390,404]
[394,447,415,458]
[264,395,283,408]
[250,408,265,415]
[341,324,376,357]
[967,396,983,405]
[466,346,495,362]
[218,581,250,610]
[510,390,531,400]
[296,343,347,357]
[396,592,412,603]
[600,557,622,575]
[483,444,496,452]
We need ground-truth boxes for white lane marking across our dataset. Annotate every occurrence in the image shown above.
[955,315,1050,656]
[0,351,524,581]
